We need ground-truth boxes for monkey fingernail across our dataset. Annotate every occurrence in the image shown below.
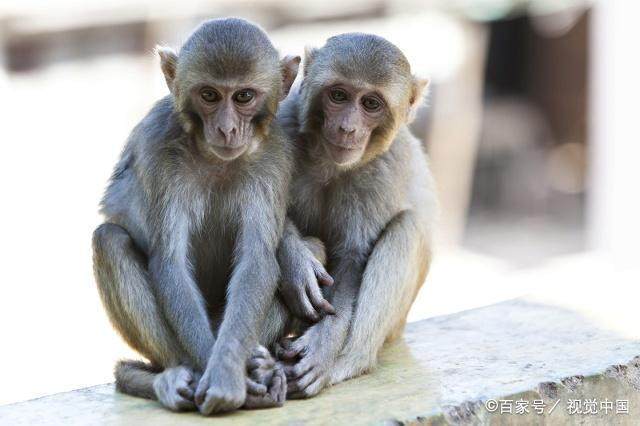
[324,303,336,315]
[320,276,334,286]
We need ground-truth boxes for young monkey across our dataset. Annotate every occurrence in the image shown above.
[276,33,438,398]
[92,18,308,414]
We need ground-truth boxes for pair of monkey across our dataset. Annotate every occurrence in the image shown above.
[92,17,437,415]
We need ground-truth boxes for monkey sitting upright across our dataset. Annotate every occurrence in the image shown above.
[276,33,437,398]
[92,18,304,414]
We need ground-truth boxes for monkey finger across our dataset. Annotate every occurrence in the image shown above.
[246,378,268,396]
[277,338,304,360]
[288,377,324,399]
[273,342,289,360]
[312,262,334,286]
[287,370,315,393]
[281,346,305,360]
[276,338,293,354]
[276,350,300,366]
[307,285,336,316]
[293,293,321,323]
[284,361,313,380]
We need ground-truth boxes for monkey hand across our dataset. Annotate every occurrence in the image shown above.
[243,345,286,409]
[195,351,246,415]
[279,242,335,323]
[276,325,335,399]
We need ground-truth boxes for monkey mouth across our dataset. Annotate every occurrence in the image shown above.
[323,135,362,152]
[323,139,365,165]
[210,145,247,161]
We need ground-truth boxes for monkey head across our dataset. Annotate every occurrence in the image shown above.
[157,18,300,162]
[300,33,428,167]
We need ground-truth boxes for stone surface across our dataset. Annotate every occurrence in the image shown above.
[2,298,640,425]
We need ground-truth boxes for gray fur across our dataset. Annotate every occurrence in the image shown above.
[93,18,296,414]
[276,33,437,398]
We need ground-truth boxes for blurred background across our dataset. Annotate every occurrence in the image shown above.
[1,0,639,406]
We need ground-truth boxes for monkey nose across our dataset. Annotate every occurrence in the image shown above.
[217,127,237,141]
[339,126,356,135]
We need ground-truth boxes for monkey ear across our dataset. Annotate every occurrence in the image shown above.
[156,45,178,94]
[408,77,430,122]
[280,55,301,101]
[303,47,318,77]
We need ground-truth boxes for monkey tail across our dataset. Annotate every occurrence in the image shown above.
[114,359,160,400]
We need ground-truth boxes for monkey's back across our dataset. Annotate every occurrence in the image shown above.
[99,97,178,255]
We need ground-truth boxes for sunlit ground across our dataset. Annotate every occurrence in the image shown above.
[1,53,638,407]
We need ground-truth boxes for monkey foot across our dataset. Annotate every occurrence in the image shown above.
[153,366,197,412]
[195,356,246,415]
[243,345,286,409]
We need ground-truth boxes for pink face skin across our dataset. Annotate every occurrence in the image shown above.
[320,83,387,165]
[190,85,266,161]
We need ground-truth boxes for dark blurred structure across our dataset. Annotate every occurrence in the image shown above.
[465,11,589,266]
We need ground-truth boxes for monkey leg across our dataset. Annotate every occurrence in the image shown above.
[93,223,193,404]
[328,210,431,385]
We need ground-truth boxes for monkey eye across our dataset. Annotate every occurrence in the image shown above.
[329,88,348,103]
[233,89,256,104]
[200,88,220,103]
[362,96,382,112]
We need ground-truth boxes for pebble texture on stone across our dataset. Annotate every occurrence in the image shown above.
[1,299,639,425]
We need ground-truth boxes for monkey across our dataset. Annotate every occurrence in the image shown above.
[274,33,437,399]
[91,18,306,414]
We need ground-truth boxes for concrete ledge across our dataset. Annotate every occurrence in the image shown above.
[2,299,639,425]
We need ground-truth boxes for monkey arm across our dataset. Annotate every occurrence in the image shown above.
[278,218,335,322]
[148,212,215,371]
[330,209,431,384]
[280,251,364,398]
[207,185,285,363]
[283,210,430,398]
[195,188,284,413]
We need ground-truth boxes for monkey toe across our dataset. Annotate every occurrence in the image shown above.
[199,390,245,415]
[246,378,268,396]
[243,393,282,409]
[243,372,286,410]
[177,384,194,400]
[247,355,275,372]
[156,385,196,411]
[154,367,198,412]
[269,366,287,404]
[251,345,271,360]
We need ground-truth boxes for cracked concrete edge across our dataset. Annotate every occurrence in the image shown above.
[387,355,640,426]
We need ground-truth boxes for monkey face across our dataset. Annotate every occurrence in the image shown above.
[156,20,300,164]
[319,83,387,166]
[187,85,269,161]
